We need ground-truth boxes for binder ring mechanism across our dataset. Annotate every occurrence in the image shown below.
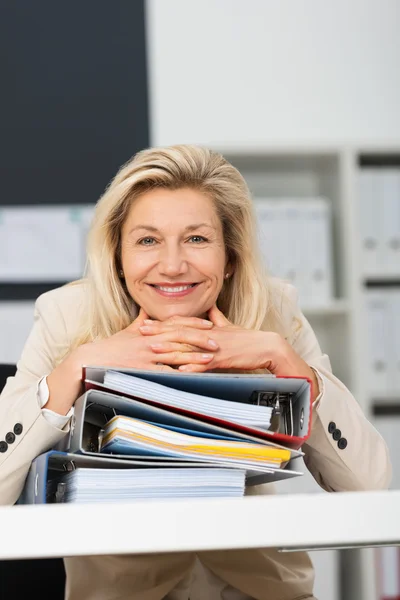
[250,391,294,435]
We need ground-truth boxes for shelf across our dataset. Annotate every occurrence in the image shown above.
[372,403,400,417]
[364,277,400,287]
[370,395,400,405]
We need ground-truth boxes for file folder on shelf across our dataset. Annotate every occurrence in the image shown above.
[17,450,249,504]
[364,291,391,397]
[83,367,312,450]
[381,168,400,277]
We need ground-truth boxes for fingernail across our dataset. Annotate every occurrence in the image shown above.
[139,325,152,332]
[202,354,213,360]
[202,320,213,327]
[150,343,163,349]
[179,365,191,371]
[207,339,218,349]
[144,319,154,324]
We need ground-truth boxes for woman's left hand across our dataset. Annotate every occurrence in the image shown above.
[139,304,320,402]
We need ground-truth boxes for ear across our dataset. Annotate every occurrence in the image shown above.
[208,304,230,327]
[224,257,234,280]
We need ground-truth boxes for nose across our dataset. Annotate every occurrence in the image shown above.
[158,241,189,277]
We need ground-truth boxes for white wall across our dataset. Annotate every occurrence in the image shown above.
[146,0,400,148]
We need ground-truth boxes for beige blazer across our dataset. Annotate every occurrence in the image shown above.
[0,282,391,600]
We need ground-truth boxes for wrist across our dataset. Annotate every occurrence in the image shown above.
[308,367,320,403]
[45,350,84,415]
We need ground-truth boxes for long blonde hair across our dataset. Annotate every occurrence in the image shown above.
[67,145,294,352]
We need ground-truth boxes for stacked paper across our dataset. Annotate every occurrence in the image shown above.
[53,467,246,503]
[101,415,291,469]
[103,370,273,429]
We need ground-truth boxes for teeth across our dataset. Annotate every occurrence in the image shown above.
[156,285,193,292]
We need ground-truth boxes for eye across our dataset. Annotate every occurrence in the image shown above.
[138,236,157,246]
[188,235,208,243]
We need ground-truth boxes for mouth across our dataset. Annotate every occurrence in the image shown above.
[147,283,200,297]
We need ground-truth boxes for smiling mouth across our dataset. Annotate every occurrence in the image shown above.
[149,283,198,293]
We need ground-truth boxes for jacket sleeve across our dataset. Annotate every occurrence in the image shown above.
[0,292,71,505]
[287,290,392,492]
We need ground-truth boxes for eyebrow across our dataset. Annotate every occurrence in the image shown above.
[128,223,216,235]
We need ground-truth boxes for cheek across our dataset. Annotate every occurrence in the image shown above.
[122,253,151,279]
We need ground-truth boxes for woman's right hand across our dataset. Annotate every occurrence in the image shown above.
[45,310,218,416]
[77,309,219,372]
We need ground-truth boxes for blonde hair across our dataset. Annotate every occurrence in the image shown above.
[67,145,294,353]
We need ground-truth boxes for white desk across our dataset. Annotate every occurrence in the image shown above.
[1,490,399,561]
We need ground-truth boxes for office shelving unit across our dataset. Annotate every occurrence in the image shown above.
[217,144,400,600]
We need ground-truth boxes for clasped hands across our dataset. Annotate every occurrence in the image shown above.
[131,305,319,401]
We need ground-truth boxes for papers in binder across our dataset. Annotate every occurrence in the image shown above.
[18,448,304,505]
[49,367,312,495]
[101,415,291,468]
[83,366,312,449]
[102,369,273,429]
[51,467,246,504]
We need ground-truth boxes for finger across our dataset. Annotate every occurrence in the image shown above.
[144,327,219,351]
[149,342,203,354]
[208,304,230,327]
[178,363,209,373]
[141,316,213,331]
[130,307,150,331]
[152,351,215,366]
[137,307,150,322]
[146,363,176,372]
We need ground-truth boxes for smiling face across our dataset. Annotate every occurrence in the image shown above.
[120,187,229,321]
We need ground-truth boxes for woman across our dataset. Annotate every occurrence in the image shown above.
[0,144,391,600]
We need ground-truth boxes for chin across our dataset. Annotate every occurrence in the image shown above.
[152,305,204,320]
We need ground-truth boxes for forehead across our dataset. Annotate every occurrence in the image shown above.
[124,187,221,230]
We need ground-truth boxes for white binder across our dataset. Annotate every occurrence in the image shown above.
[280,200,302,291]
[381,169,400,276]
[365,290,391,398]
[358,169,382,277]
[302,198,333,307]
[388,290,400,395]
[254,197,334,309]
[253,200,280,275]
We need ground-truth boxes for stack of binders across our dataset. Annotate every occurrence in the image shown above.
[19,368,313,505]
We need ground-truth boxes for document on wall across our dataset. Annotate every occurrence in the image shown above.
[0,205,95,281]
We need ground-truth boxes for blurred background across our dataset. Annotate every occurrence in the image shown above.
[0,1,399,599]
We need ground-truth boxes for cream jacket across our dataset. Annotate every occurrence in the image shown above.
[0,282,391,600]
